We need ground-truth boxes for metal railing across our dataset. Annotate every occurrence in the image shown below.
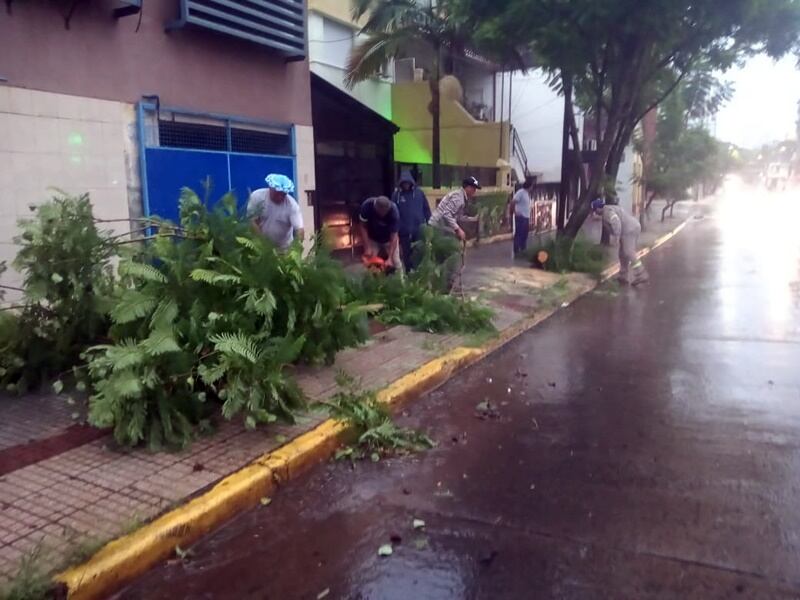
[511,126,529,177]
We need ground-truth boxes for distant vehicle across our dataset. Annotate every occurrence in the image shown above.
[765,162,790,191]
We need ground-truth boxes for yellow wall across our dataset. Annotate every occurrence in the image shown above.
[308,0,363,26]
[392,82,510,169]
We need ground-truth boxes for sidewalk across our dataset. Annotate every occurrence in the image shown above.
[0,201,697,587]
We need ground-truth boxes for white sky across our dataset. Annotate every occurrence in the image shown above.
[715,55,800,149]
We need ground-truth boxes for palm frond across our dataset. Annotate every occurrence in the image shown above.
[118,261,168,284]
[190,269,242,287]
[345,32,408,87]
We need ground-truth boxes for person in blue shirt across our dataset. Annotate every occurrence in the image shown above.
[392,170,431,272]
[359,196,402,274]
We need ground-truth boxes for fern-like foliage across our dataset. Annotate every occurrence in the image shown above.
[1,192,115,392]
[87,191,367,448]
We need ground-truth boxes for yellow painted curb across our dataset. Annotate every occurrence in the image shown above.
[54,349,483,600]
[57,461,277,600]
[55,218,692,600]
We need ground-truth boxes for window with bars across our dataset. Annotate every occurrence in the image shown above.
[157,119,292,156]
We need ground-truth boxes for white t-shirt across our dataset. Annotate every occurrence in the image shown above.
[513,188,532,218]
[246,188,304,250]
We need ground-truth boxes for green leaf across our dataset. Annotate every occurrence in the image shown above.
[210,332,260,364]
[111,290,158,324]
[150,299,179,330]
[236,236,261,252]
[107,370,143,399]
[103,340,147,370]
[142,327,181,356]
[190,269,241,287]
[197,362,227,385]
[51,272,64,284]
[119,261,168,283]
[52,380,64,394]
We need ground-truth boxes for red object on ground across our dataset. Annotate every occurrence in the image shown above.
[361,255,390,274]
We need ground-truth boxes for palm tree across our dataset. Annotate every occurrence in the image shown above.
[345,0,508,189]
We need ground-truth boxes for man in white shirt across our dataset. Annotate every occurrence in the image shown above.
[511,176,535,257]
[246,173,304,250]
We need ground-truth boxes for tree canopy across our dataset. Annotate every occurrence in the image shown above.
[452,0,800,238]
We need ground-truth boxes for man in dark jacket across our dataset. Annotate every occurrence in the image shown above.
[392,170,431,272]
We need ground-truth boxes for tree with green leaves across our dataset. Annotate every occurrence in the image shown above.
[643,87,722,221]
[346,0,519,189]
[453,0,800,243]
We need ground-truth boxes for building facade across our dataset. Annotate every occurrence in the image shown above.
[0,0,316,287]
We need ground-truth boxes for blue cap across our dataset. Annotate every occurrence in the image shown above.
[591,198,605,212]
[265,173,295,194]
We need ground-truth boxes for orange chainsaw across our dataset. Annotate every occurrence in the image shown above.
[361,254,397,275]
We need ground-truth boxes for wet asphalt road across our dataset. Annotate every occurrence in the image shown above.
[115,185,800,600]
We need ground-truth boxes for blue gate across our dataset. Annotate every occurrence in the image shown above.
[138,102,296,223]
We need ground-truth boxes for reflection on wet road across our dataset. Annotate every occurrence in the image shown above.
[116,183,800,599]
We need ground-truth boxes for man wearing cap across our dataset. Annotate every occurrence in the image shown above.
[247,173,304,250]
[429,176,481,241]
[591,198,649,285]
[359,195,402,274]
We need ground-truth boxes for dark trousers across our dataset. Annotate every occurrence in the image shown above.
[514,215,530,256]
[399,234,417,272]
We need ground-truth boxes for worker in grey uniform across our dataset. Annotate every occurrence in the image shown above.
[592,198,649,285]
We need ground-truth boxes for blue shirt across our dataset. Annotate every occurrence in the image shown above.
[393,187,431,237]
[359,198,400,244]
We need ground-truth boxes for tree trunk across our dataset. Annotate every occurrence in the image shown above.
[557,75,574,232]
[560,43,648,243]
[431,50,442,189]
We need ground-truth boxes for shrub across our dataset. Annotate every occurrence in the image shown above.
[464,192,511,238]
[352,227,494,334]
[526,236,608,277]
[0,193,114,393]
[87,189,368,448]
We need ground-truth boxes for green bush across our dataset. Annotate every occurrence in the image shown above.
[0,193,114,393]
[465,192,511,238]
[352,227,494,334]
[87,189,368,448]
[526,236,608,277]
[2,189,492,449]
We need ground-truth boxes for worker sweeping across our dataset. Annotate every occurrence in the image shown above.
[592,198,649,285]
